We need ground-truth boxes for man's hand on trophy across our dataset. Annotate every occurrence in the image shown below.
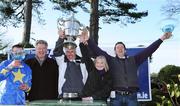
[58,29,66,39]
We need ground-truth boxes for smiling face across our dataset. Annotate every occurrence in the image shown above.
[94,56,109,72]
[65,48,76,61]
[115,43,126,58]
[95,58,105,71]
[35,43,47,60]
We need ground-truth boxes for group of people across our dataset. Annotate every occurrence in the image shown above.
[0,28,172,106]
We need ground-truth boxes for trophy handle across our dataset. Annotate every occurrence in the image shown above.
[57,18,65,30]
[79,23,88,35]
[79,23,86,30]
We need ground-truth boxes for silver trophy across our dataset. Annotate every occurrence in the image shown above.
[57,14,85,49]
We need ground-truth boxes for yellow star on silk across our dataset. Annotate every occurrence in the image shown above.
[12,69,25,83]
[0,69,9,75]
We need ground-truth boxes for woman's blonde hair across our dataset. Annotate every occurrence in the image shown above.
[94,55,109,72]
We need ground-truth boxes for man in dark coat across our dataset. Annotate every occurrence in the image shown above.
[81,30,172,106]
[25,40,59,101]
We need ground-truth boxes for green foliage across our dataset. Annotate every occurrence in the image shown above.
[0,39,7,50]
[161,0,180,17]
[148,65,180,106]
[0,32,8,62]
[50,0,148,26]
[50,0,84,13]
[158,65,180,105]
[0,32,8,50]
[99,1,147,25]
[161,80,180,106]
[0,54,7,63]
[151,72,158,78]
[158,65,180,83]
[0,0,44,27]
[149,80,180,106]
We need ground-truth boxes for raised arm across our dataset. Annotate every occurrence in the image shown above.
[87,39,112,61]
[79,43,95,73]
[79,29,112,61]
[134,32,172,66]
[53,29,66,56]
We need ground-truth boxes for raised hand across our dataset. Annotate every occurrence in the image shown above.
[80,28,89,45]
[58,29,66,39]
[160,32,172,41]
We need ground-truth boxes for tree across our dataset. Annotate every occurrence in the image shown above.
[145,65,180,106]
[90,0,99,44]
[0,31,8,62]
[158,65,180,83]
[161,0,180,17]
[158,65,180,106]
[0,0,44,47]
[22,0,32,46]
[50,0,148,44]
[0,33,8,50]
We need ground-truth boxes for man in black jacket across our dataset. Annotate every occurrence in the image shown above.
[80,30,172,106]
[25,40,59,101]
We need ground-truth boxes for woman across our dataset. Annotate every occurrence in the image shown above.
[79,42,112,101]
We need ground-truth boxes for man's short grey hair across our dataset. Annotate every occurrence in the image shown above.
[63,47,76,53]
[35,40,48,47]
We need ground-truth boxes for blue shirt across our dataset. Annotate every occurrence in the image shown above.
[0,60,32,105]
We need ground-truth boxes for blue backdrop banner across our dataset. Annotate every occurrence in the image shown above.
[20,48,151,101]
[127,48,151,101]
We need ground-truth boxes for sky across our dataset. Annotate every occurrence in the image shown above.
[1,0,180,73]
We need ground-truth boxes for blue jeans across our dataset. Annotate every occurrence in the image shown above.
[110,93,139,106]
